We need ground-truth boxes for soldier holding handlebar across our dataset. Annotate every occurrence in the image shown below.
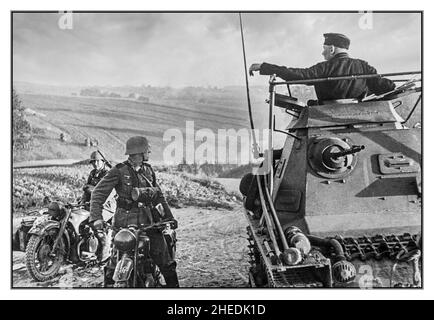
[89,136,179,287]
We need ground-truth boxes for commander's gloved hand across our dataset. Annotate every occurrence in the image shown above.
[249,63,262,76]
[92,219,105,230]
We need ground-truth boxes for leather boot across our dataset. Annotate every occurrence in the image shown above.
[103,263,115,287]
[161,270,179,288]
[96,231,111,262]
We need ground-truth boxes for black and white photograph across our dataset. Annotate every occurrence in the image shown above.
[10,10,422,292]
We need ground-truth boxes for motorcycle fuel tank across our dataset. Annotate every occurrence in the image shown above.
[69,208,90,235]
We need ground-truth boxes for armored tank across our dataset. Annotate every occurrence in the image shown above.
[240,72,422,288]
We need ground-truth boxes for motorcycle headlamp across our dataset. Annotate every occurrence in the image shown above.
[113,229,137,252]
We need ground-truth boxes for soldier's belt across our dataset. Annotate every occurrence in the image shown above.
[116,198,138,210]
[117,198,151,211]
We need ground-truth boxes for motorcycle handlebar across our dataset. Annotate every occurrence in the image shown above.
[127,220,175,231]
[65,202,87,209]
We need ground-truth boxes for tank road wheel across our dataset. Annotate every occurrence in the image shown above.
[25,233,65,282]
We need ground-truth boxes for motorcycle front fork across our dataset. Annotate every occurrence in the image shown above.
[111,252,160,288]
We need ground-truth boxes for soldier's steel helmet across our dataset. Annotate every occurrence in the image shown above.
[125,136,150,155]
[89,151,103,162]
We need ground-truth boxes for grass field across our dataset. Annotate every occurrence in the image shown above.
[12,165,248,288]
[12,165,241,213]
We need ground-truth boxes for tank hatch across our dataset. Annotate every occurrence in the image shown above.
[293,100,403,129]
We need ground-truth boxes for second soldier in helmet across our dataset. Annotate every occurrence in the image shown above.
[80,151,109,208]
[89,136,179,287]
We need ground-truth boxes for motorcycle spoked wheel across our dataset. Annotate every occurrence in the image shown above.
[25,231,66,282]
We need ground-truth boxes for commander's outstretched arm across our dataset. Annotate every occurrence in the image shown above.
[259,62,326,81]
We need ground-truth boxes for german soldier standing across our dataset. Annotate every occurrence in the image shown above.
[89,136,179,287]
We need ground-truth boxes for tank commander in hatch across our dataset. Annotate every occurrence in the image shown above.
[249,33,396,104]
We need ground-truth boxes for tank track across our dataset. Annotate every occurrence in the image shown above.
[246,222,332,288]
[332,233,420,262]
[245,206,421,287]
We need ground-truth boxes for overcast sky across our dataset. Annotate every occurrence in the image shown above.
[13,12,422,87]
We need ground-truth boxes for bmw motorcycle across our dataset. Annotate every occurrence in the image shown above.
[19,202,113,282]
[112,220,176,288]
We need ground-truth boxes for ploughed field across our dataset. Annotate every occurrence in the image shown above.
[15,92,266,163]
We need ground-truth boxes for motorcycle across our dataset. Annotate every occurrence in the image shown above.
[112,220,176,288]
[20,201,113,282]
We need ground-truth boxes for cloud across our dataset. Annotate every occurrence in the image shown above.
[13,12,421,87]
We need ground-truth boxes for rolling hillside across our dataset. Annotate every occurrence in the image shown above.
[14,87,271,163]
[13,83,420,164]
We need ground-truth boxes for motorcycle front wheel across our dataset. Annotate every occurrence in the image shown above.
[25,232,66,282]
[113,272,162,288]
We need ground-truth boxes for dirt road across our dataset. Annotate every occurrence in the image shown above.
[12,206,250,288]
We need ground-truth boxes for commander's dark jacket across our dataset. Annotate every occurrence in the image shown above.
[260,53,395,102]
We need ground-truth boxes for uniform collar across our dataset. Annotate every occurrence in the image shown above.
[126,159,141,172]
[331,52,349,60]
[93,167,104,175]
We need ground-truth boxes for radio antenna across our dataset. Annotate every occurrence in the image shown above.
[239,13,261,158]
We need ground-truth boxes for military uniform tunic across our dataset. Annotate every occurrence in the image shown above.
[90,160,176,279]
[260,52,396,102]
[81,168,108,204]
[90,160,173,227]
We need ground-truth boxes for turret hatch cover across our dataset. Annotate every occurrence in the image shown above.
[293,101,402,129]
